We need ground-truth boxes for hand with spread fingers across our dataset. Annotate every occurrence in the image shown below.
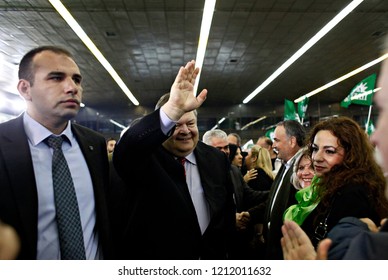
[162,60,208,121]
[243,168,258,183]
[281,220,331,260]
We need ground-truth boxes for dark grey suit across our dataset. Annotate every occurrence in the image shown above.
[263,161,298,259]
[0,114,112,259]
[113,109,235,259]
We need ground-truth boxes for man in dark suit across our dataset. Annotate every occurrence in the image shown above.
[0,46,112,259]
[202,129,269,259]
[113,60,235,259]
[261,120,305,259]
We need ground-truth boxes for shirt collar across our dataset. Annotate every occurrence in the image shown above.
[23,112,74,146]
[185,152,197,165]
[284,149,302,168]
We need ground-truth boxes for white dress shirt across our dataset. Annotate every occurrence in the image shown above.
[160,110,210,234]
[23,113,99,259]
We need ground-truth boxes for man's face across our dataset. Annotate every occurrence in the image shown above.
[210,137,230,156]
[257,138,270,150]
[18,50,83,126]
[371,59,388,175]
[163,111,199,157]
[227,134,238,145]
[272,125,294,161]
[107,140,116,153]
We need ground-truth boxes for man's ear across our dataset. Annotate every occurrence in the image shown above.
[289,136,297,148]
[17,79,31,101]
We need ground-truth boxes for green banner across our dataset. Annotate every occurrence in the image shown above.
[297,97,309,120]
[284,99,300,121]
[265,127,275,141]
[340,74,376,108]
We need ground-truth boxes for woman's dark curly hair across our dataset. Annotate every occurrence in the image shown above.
[307,116,388,218]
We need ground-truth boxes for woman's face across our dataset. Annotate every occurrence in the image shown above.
[311,130,345,177]
[232,148,243,168]
[296,156,314,188]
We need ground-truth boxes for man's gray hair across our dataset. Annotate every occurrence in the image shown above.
[202,129,228,145]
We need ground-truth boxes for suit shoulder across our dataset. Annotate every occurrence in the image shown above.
[0,115,22,128]
[71,123,105,140]
[196,141,224,156]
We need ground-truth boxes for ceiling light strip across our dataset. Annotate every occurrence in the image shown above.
[49,0,139,106]
[294,53,388,102]
[109,119,127,129]
[193,0,216,96]
[243,0,364,104]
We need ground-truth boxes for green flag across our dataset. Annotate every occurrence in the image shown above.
[297,97,309,120]
[340,74,377,108]
[284,99,300,121]
[366,120,375,136]
[265,127,275,141]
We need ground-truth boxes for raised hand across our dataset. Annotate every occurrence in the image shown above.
[281,220,318,260]
[162,60,208,121]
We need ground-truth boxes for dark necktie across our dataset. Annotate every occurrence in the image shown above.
[267,163,287,220]
[46,135,86,260]
[178,157,186,176]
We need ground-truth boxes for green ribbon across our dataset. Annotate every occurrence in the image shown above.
[283,176,320,225]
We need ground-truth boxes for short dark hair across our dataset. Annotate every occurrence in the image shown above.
[18,46,74,85]
[277,120,306,147]
[228,133,241,146]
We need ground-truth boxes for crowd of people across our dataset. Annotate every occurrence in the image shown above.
[0,41,388,261]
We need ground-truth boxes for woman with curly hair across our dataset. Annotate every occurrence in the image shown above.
[283,116,388,248]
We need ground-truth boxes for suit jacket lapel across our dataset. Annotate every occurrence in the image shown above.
[72,124,103,188]
[71,124,109,219]
[194,143,219,219]
[270,166,293,219]
[265,163,286,220]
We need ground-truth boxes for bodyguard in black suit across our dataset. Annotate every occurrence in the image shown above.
[0,46,112,259]
[113,60,235,259]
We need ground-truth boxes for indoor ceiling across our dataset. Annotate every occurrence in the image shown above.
[0,0,387,131]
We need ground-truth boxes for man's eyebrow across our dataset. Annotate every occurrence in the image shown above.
[47,71,83,81]
[47,71,65,76]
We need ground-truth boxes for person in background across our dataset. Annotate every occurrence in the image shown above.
[243,145,274,192]
[284,117,388,249]
[290,147,314,190]
[227,133,242,147]
[202,129,230,155]
[282,95,388,259]
[0,46,112,259]
[113,61,235,259]
[228,144,244,169]
[257,120,306,259]
[257,136,281,175]
[106,137,116,158]
[202,129,269,259]
[228,132,248,174]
